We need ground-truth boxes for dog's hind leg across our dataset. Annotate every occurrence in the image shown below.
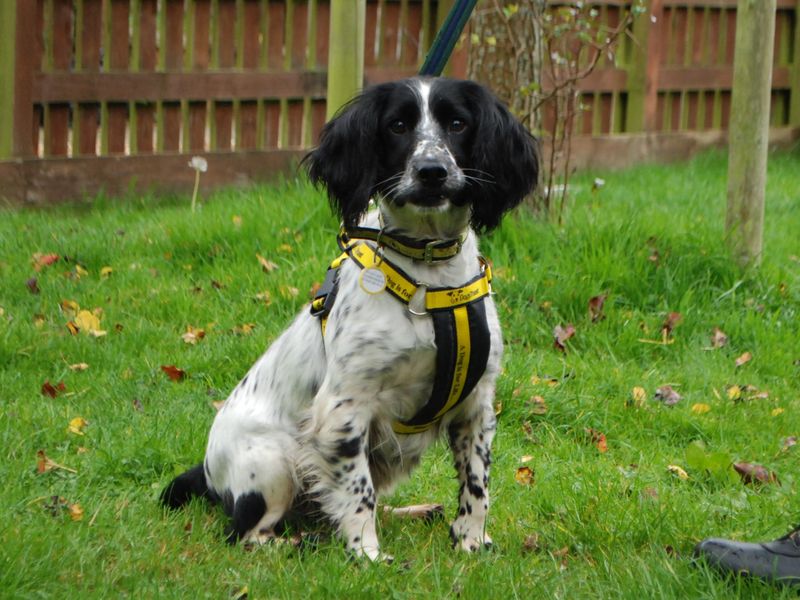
[207,430,300,545]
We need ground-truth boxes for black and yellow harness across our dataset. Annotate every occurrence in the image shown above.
[310,227,493,435]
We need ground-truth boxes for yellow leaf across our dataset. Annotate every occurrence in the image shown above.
[772,408,785,417]
[74,310,104,336]
[60,300,80,318]
[181,326,206,345]
[278,243,293,253]
[254,291,272,306]
[520,455,534,463]
[75,264,89,278]
[486,35,497,46]
[68,417,88,436]
[515,466,534,485]
[100,266,113,278]
[69,363,89,371]
[233,323,256,336]
[68,503,84,521]
[256,253,278,273]
[727,385,742,400]
[735,351,752,367]
[232,215,242,228]
[691,403,711,414]
[667,465,689,480]
[280,285,299,299]
[631,386,647,406]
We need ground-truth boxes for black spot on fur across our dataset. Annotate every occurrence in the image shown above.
[335,435,362,459]
[226,492,267,545]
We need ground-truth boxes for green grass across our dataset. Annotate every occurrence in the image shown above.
[1,150,799,598]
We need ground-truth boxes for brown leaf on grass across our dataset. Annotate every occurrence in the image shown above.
[661,312,682,338]
[528,395,548,415]
[654,385,682,406]
[710,327,729,348]
[68,363,89,371]
[585,428,608,453]
[522,533,541,553]
[734,462,779,485]
[256,253,278,273]
[32,253,60,271]
[515,466,534,485]
[26,277,40,294]
[36,450,77,474]
[161,365,186,382]
[132,398,144,412]
[232,323,256,336]
[60,299,80,318]
[781,436,797,452]
[254,291,272,306]
[588,294,607,323]
[41,380,66,398]
[553,323,576,352]
[68,503,84,521]
[181,326,206,345]
[211,279,224,290]
[735,352,753,368]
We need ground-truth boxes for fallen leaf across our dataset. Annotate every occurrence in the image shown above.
[32,253,60,271]
[733,462,779,485]
[212,400,225,411]
[691,403,711,415]
[181,326,206,345]
[631,386,647,407]
[278,243,293,253]
[735,352,752,368]
[161,365,186,382]
[36,450,77,474]
[781,436,797,452]
[588,294,607,323]
[132,398,144,412]
[529,395,547,415]
[661,312,682,338]
[74,310,107,337]
[26,277,40,294]
[654,385,682,406]
[520,455,534,463]
[553,323,576,352]
[211,279,224,290]
[41,380,66,398]
[66,321,80,335]
[726,384,742,401]
[667,465,689,480]
[515,466,534,485]
[67,417,88,436]
[233,323,256,336]
[522,533,540,553]
[68,503,84,521]
[33,314,45,327]
[256,253,278,273]
[60,299,80,317]
[280,285,299,299]
[585,428,608,453]
[710,327,728,348]
[254,291,272,306]
[68,363,89,371]
[232,215,242,228]
[100,266,113,278]
[772,408,785,417]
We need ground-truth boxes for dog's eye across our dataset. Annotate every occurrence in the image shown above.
[389,120,408,135]
[448,119,467,134]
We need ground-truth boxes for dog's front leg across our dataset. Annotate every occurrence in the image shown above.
[309,397,383,561]
[447,403,496,552]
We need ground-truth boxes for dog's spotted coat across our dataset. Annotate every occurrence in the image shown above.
[161,77,539,561]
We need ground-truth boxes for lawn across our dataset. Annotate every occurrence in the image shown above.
[1,149,799,598]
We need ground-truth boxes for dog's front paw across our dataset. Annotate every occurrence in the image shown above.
[349,544,393,564]
[449,520,493,553]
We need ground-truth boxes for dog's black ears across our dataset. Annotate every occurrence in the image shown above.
[303,89,384,228]
[464,83,540,233]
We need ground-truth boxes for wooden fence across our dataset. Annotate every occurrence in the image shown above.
[0,0,799,204]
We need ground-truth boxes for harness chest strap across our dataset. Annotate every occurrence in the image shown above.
[310,240,493,434]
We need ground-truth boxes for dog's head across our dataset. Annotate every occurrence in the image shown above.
[304,77,539,237]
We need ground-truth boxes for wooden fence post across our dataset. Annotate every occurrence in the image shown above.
[0,2,17,158]
[326,0,366,120]
[626,0,663,133]
[790,0,800,126]
[725,0,776,267]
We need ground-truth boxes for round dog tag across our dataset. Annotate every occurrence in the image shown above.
[359,267,386,294]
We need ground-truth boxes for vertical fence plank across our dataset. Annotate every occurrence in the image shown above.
[161,0,184,152]
[188,0,211,151]
[44,0,73,157]
[626,0,663,132]
[75,0,101,156]
[239,0,261,149]
[135,0,157,153]
[0,2,19,158]
[790,0,800,125]
[106,0,130,155]
[213,0,236,150]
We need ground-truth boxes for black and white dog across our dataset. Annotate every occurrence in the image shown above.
[161,77,539,561]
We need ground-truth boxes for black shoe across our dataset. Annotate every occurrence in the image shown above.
[694,526,800,586]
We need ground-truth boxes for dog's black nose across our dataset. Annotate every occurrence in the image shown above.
[415,161,448,187]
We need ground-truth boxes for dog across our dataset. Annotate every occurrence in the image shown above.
[161,77,539,561]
